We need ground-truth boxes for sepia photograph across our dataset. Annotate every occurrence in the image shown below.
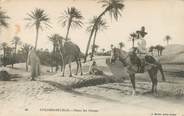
[0,0,184,116]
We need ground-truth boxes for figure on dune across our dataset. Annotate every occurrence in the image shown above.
[26,48,40,81]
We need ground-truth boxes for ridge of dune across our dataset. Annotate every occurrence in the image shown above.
[159,44,184,64]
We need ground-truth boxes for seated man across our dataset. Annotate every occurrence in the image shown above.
[88,61,103,75]
[135,26,157,73]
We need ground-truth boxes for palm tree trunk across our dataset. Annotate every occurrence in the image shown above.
[15,44,17,55]
[26,51,29,71]
[157,50,159,56]
[3,48,6,67]
[90,29,98,61]
[26,57,28,71]
[35,26,39,50]
[160,50,162,56]
[84,28,95,62]
[66,18,72,41]
[132,38,135,48]
[167,40,169,45]
[12,44,17,68]
[84,9,108,63]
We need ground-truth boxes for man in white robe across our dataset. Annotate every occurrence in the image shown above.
[136,26,148,55]
[27,48,40,81]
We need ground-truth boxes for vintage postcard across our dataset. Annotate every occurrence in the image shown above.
[0,0,184,116]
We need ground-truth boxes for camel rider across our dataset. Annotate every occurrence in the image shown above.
[136,26,148,55]
[135,26,156,72]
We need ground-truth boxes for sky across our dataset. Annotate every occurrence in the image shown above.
[0,0,184,52]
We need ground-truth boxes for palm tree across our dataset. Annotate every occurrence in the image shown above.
[155,45,161,56]
[149,46,155,56]
[110,44,114,49]
[84,0,125,62]
[155,45,165,56]
[5,46,14,67]
[11,36,21,55]
[49,34,65,71]
[0,42,8,66]
[159,45,165,56]
[91,44,99,54]
[25,8,51,50]
[164,35,171,45]
[49,34,59,71]
[129,32,137,48]
[119,42,124,50]
[0,7,10,30]
[59,7,83,41]
[21,43,32,71]
[11,36,21,68]
[87,16,108,60]
[0,42,7,58]
[49,34,60,53]
[102,48,105,53]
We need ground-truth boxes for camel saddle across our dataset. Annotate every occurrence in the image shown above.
[129,52,157,73]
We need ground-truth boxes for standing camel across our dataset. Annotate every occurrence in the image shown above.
[60,41,83,77]
[110,48,165,95]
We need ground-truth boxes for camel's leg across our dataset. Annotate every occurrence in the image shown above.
[68,57,72,77]
[79,58,83,76]
[55,65,59,72]
[129,73,136,96]
[62,64,65,77]
[157,63,166,81]
[51,66,53,72]
[153,70,158,95]
[60,63,63,72]
[38,64,40,76]
[69,63,72,77]
[75,59,79,75]
[148,70,154,93]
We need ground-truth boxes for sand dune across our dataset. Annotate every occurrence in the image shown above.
[0,57,184,116]
[159,44,184,64]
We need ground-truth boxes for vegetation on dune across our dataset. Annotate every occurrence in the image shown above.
[164,35,172,46]
[129,32,137,48]
[149,45,165,56]
[20,43,33,71]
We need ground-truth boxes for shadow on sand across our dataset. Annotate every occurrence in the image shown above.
[165,71,184,77]
[40,80,121,103]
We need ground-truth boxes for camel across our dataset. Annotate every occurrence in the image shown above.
[26,49,40,81]
[110,47,165,95]
[59,41,83,77]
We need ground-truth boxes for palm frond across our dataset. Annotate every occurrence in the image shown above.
[58,7,83,29]
[0,9,10,28]
[87,16,108,33]
[99,0,124,20]
[25,8,51,30]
